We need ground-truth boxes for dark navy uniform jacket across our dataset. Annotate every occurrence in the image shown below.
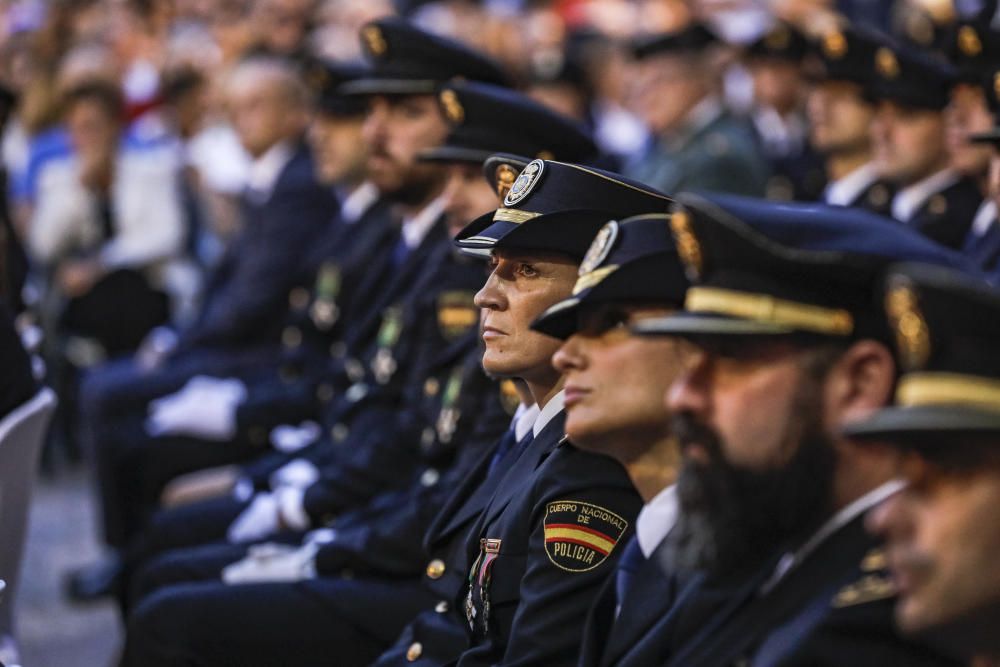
[378,410,642,666]
[177,140,335,351]
[904,175,982,250]
[661,514,961,667]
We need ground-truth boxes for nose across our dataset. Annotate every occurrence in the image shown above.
[665,349,710,416]
[474,265,505,311]
[865,485,911,541]
[362,97,388,146]
[552,335,585,374]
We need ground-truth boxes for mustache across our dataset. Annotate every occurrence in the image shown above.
[672,413,724,461]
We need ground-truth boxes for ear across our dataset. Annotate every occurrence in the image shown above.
[824,340,896,428]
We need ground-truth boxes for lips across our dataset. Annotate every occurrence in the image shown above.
[482,325,506,342]
[563,385,589,407]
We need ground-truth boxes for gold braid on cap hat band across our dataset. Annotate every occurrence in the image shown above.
[493,208,541,224]
[896,372,1000,410]
[685,287,855,336]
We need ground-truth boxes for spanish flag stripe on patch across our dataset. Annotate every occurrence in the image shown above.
[544,527,615,555]
[546,523,617,541]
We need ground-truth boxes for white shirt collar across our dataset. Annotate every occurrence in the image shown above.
[971,199,998,238]
[760,480,905,594]
[891,168,959,223]
[823,162,881,207]
[401,195,446,249]
[340,181,379,225]
[534,389,566,438]
[245,140,294,200]
[513,403,540,442]
[636,484,678,558]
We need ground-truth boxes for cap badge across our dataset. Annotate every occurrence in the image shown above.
[503,159,544,207]
[958,25,982,57]
[670,210,703,281]
[362,25,387,57]
[579,221,620,276]
[822,31,847,59]
[885,277,930,371]
[875,47,899,79]
[439,89,464,124]
[494,163,519,200]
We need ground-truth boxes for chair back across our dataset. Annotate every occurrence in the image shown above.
[0,387,57,640]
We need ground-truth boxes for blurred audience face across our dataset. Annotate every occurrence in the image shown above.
[361,94,448,204]
[945,83,994,179]
[553,305,680,457]
[867,446,1000,655]
[872,102,949,185]
[252,0,315,56]
[748,59,803,115]
[807,81,873,157]
[630,53,710,135]
[66,94,122,159]
[308,113,368,186]
[527,82,589,123]
[475,250,577,387]
[226,59,308,158]
[439,162,498,237]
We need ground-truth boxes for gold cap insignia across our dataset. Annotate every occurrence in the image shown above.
[579,221,620,276]
[822,31,847,59]
[362,25,387,57]
[994,71,1000,100]
[885,277,931,371]
[669,210,703,281]
[494,164,518,200]
[439,89,464,124]
[876,47,900,79]
[503,159,544,207]
[765,25,790,51]
[958,25,982,57]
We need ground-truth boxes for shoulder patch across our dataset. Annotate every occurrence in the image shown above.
[437,290,478,340]
[543,500,627,572]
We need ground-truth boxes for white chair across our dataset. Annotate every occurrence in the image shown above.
[0,387,58,666]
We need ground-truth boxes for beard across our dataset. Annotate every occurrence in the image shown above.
[663,396,836,578]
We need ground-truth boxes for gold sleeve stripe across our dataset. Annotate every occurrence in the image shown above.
[685,286,854,336]
[896,372,1000,410]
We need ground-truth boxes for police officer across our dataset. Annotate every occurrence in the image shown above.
[743,21,827,201]
[804,24,894,213]
[624,22,770,197]
[375,159,669,667]
[630,194,972,667]
[527,214,689,667]
[847,263,1000,664]
[868,38,983,249]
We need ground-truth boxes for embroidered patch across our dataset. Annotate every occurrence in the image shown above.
[832,574,897,608]
[543,501,627,572]
[503,159,544,207]
[437,291,478,340]
[499,379,520,416]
